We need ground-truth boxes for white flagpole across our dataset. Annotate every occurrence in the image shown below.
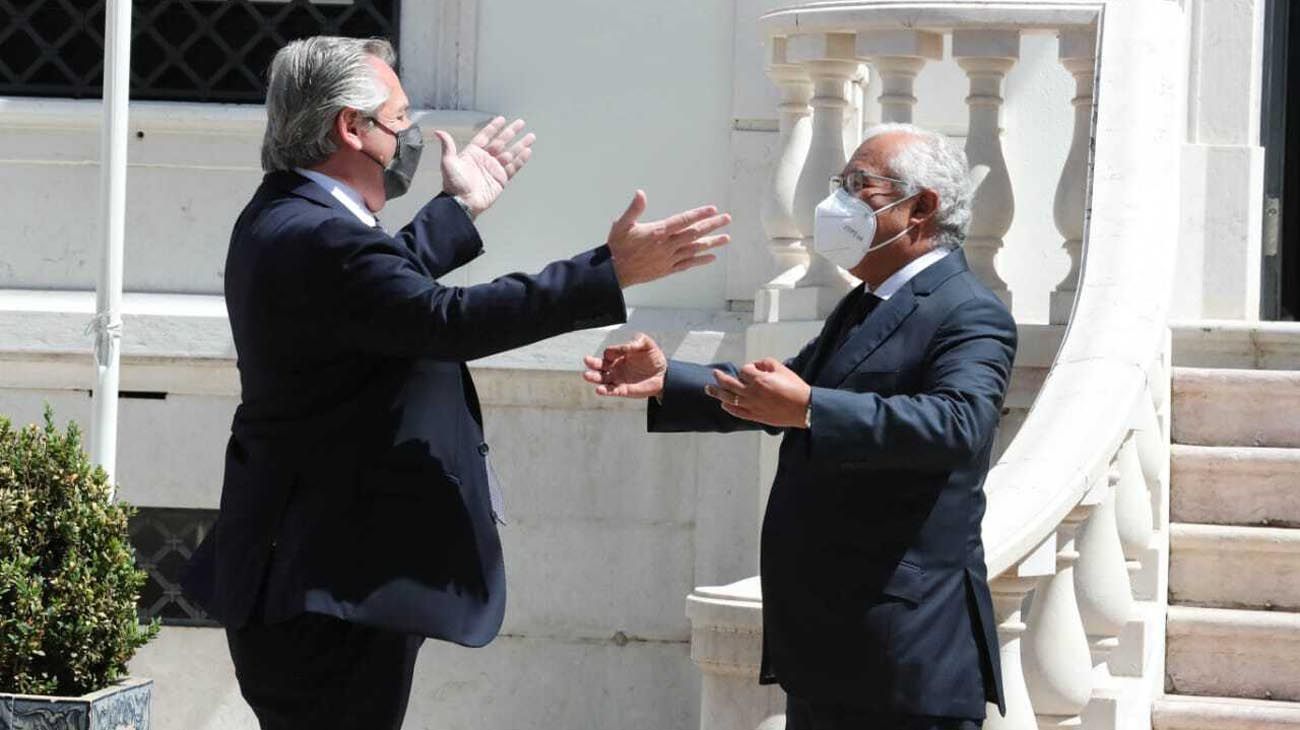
[90,0,132,497]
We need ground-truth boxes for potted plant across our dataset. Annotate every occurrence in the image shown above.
[0,408,158,729]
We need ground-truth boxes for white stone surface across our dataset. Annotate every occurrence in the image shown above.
[1170,524,1300,611]
[1172,368,1300,448]
[126,627,257,730]
[1172,321,1300,371]
[1166,606,1300,702]
[1170,445,1300,527]
[1174,144,1265,320]
[1154,694,1300,730]
[404,634,696,730]
[467,0,734,311]
[128,626,697,730]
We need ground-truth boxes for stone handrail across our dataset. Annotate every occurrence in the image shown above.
[689,2,1184,729]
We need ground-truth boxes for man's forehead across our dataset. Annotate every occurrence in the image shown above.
[847,133,905,174]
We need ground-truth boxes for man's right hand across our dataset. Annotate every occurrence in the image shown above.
[582,334,668,399]
[606,191,731,288]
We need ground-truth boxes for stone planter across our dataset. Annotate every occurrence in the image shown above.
[0,677,152,730]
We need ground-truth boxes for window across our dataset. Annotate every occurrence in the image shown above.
[0,0,401,103]
[130,507,218,627]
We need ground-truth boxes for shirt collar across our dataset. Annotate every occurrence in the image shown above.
[867,247,952,300]
[293,168,377,228]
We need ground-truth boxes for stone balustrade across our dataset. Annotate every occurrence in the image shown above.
[689,2,1185,729]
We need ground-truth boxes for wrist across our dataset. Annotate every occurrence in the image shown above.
[452,194,478,221]
[610,255,638,289]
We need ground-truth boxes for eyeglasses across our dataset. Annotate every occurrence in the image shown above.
[828,169,909,196]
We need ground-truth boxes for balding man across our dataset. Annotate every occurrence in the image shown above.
[586,124,1015,730]
[183,35,730,730]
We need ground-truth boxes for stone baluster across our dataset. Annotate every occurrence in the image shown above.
[1132,399,1169,607]
[986,537,1058,730]
[854,30,943,124]
[1023,506,1095,729]
[1049,28,1098,324]
[844,63,870,157]
[1073,471,1135,679]
[1113,435,1154,582]
[787,32,860,308]
[954,30,1019,308]
[760,36,814,289]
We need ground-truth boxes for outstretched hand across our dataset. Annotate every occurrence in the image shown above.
[582,333,668,399]
[606,192,731,288]
[435,116,536,218]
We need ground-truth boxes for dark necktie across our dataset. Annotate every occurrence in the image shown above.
[807,287,883,380]
[829,287,883,355]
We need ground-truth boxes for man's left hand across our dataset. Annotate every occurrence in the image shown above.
[434,116,536,218]
[705,359,812,429]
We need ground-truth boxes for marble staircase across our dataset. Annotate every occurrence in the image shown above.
[1155,366,1300,729]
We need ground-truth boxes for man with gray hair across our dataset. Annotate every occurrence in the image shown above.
[183,35,730,729]
[585,124,1016,729]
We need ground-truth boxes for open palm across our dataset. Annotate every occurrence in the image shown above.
[435,116,535,217]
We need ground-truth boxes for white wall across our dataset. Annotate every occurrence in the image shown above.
[1173,0,1267,320]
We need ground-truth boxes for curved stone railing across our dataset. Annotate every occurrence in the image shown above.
[689,2,1184,729]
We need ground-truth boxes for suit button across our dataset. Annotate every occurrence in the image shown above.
[478,443,490,456]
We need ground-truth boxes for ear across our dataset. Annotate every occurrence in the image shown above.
[334,108,367,152]
[910,188,941,226]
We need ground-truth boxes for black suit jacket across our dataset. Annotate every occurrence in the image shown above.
[649,250,1014,718]
[183,171,626,647]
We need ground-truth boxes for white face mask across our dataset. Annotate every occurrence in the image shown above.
[813,187,918,271]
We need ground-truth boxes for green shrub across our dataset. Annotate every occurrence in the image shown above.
[0,407,158,696]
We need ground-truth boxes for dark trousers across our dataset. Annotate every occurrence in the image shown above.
[785,695,983,730]
[227,612,425,730]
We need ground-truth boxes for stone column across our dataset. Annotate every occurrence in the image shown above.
[686,578,785,730]
[986,536,1058,730]
[1023,506,1095,729]
[1050,28,1098,324]
[954,29,1019,308]
[784,32,860,315]
[854,29,943,124]
[760,36,814,289]
[1073,474,1135,675]
[1114,435,1154,581]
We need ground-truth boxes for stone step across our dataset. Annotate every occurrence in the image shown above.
[1154,694,1300,730]
[1172,446,1300,527]
[1170,524,1300,610]
[1167,606,1300,701]
[1172,368,1300,448]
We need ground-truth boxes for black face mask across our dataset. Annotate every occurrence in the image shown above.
[366,118,423,199]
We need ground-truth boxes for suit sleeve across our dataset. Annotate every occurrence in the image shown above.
[392,193,484,278]
[806,295,1016,470]
[312,217,627,361]
[647,360,778,434]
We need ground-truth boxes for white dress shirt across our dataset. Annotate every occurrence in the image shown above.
[294,168,377,228]
[867,247,952,300]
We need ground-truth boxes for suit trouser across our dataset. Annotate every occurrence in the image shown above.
[785,694,983,730]
[227,612,424,730]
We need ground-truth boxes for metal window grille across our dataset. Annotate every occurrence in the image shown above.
[129,506,219,627]
[0,0,400,103]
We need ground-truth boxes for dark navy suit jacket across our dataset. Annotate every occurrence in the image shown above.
[649,250,1014,718]
[183,171,626,647]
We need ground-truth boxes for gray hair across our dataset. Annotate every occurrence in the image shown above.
[261,36,397,173]
[861,122,972,250]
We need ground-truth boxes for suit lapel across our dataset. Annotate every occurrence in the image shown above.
[814,248,972,388]
[815,285,918,388]
[799,285,865,381]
